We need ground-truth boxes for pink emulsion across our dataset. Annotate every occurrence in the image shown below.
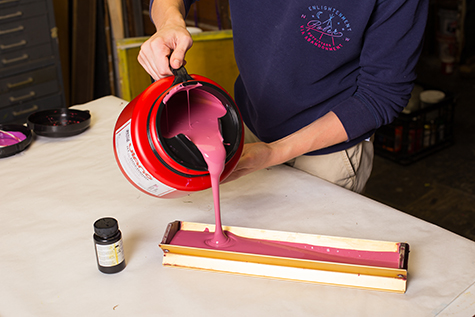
[0,131,26,147]
[170,230,402,269]
[163,85,402,269]
[163,85,231,246]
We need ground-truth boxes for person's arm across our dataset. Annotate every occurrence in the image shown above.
[225,111,347,183]
[138,0,193,80]
[268,111,347,164]
[332,0,429,141]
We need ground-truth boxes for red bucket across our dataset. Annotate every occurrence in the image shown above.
[113,67,243,198]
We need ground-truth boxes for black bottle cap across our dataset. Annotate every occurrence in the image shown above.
[94,217,119,238]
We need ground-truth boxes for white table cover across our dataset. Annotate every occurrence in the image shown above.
[1,96,474,316]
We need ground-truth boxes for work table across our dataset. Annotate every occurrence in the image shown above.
[1,96,474,316]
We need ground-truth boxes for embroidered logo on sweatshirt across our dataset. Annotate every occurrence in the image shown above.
[300,5,352,51]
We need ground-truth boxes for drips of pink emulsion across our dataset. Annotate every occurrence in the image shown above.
[163,85,232,247]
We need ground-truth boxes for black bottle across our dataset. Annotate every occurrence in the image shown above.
[93,217,126,273]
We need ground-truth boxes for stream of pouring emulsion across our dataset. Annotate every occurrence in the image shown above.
[162,86,232,247]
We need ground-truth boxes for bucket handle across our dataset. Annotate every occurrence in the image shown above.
[171,66,193,86]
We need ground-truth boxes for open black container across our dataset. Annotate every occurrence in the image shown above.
[27,108,91,137]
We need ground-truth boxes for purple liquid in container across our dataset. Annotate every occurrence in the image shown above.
[0,131,27,147]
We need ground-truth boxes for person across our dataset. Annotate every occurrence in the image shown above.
[138,0,429,193]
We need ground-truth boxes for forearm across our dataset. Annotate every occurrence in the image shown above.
[267,111,348,166]
[139,0,193,78]
[150,0,187,30]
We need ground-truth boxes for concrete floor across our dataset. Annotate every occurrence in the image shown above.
[363,56,475,242]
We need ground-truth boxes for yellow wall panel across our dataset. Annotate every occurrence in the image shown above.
[116,30,238,101]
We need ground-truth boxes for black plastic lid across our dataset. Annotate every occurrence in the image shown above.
[94,217,119,238]
[27,108,91,138]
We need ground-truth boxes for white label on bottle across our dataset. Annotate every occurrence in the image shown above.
[115,119,176,197]
[96,240,125,267]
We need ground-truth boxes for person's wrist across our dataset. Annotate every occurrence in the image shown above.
[267,141,286,167]
[153,6,186,30]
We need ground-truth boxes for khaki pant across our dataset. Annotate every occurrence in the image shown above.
[244,126,374,193]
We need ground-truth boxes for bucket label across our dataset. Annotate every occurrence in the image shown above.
[115,119,176,197]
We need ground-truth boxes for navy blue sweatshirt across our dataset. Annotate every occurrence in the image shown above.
[155,0,429,155]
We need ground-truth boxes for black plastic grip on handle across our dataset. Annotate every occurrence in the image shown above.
[171,66,193,86]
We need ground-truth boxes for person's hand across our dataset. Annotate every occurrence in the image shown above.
[138,25,193,80]
[223,142,274,183]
